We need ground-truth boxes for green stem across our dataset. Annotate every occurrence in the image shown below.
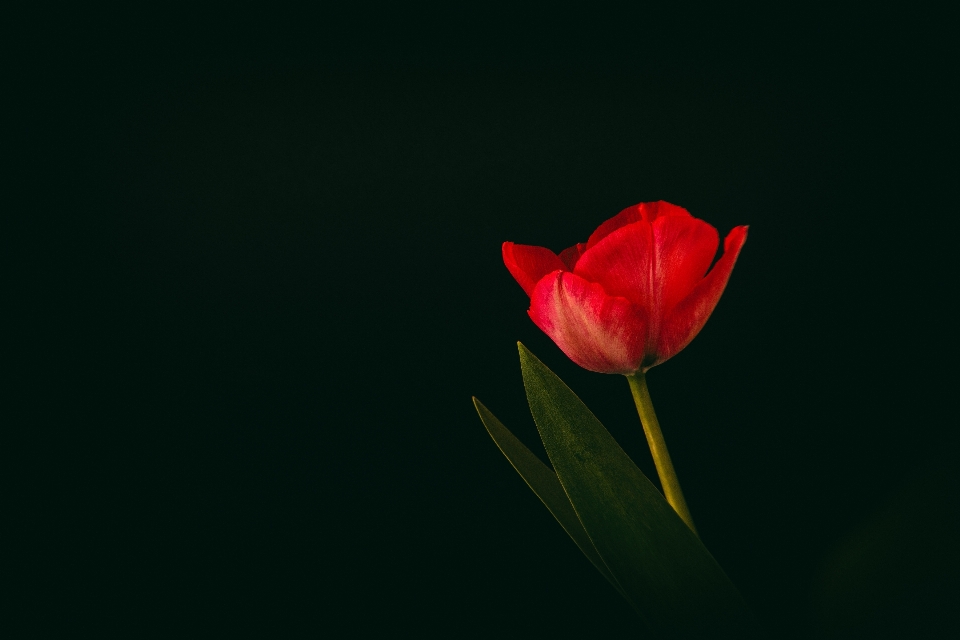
[627,372,698,536]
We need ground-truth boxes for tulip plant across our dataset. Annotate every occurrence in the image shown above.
[474,202,757,638]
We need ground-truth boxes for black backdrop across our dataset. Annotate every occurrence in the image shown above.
[15,6,959,638]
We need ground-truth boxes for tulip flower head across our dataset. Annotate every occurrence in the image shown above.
[503,201,747,375]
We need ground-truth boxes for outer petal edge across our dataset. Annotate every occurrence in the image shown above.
[654,226,748,367]
[503,242,567,297]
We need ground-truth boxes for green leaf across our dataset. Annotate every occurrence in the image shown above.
[518,343,760,638]
[473,398,628,602]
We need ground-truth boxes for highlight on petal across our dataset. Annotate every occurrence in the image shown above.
[528,271,646,375]
[655,226,749,366]
[652,214,720,318]
[503,242,567,297]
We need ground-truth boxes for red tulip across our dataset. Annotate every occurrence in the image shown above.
[503,201,747,374]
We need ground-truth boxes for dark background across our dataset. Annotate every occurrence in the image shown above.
[15,5,959,637]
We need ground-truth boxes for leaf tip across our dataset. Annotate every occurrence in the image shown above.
[517,341,533,361]
[518,342,546,378]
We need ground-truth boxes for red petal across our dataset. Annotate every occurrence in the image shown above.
[502,242,567,297]
[652,214,720,319]
[637,200,692,224]
[655,226,748,366]
[529,271,646,374]
[574,221,654,309]
[586,201,693,249]
[585,204,643,249]
[558,242,587,270]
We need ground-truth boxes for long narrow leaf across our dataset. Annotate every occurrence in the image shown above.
[519,343,759,638]
[473,398,628,601]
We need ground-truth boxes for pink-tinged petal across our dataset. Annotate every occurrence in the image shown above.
[652,214,720,318]
[574,221,654,309]
[503,242,567,297]
[654,225,749,366]
[529,271,646,374]
[558,242,587,270]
